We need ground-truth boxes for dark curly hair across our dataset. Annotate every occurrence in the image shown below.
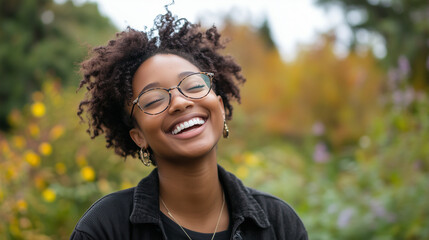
[77,10,245,160]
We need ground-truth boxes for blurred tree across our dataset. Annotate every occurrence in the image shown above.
[222,21,383,151]
[258,18,276,50]
[316,0,429,90]
[0,0,117,130]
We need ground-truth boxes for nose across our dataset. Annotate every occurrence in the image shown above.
[167,88,194,114]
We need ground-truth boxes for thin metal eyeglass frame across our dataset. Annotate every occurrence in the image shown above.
[129,72,214,118]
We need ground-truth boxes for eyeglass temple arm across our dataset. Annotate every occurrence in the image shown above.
[203,72,214,78]
[129,98,139,119]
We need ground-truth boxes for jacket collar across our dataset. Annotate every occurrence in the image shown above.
[130,165,270,229]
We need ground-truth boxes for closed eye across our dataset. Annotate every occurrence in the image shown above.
[186,84,206,91]
[143,98,165,108]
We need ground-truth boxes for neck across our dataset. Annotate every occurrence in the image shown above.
[158,157,221,216]
[157,154,228,232]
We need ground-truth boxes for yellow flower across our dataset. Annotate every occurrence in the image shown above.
[38,142,52,156]
[24,151,41,167]
[12,136,26,149]
[16,200,28,212]
[50,125,65,140]
[55,162,66,175]
[28,123,40,137]
[6,166,17,180]
[81,166,95,182]
[244,152,260,167]
[236,166,249,179]
[42,188,56,202]
[31,102,46,117]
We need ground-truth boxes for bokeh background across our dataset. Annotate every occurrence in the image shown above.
[1,0,429,239]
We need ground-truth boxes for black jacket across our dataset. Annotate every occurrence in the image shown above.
[70,165,308,240]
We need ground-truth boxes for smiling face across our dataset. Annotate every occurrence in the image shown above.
[129,54,225,165]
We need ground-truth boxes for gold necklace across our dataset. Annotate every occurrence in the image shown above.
[161,193,225,240]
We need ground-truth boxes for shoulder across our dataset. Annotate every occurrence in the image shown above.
[247,187,308,239]
[72,188,135,239]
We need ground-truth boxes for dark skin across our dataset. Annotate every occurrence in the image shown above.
[158,157,229,233]
[128,54,229,233]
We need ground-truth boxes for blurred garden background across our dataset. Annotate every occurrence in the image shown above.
[1,0,428,239]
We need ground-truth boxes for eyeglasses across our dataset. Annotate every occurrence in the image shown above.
[130,72,214,117]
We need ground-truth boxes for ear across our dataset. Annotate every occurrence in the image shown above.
[129,127,148,149]
[217,95,226,119]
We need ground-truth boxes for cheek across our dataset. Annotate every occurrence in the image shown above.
[208,99,224,129]
[137,116,163,142]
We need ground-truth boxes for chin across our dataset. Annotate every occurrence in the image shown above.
[168,140,219,163]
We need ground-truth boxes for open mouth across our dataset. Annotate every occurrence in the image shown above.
[170,117,206,135]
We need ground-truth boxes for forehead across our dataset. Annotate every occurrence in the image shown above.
[132,54,200,91]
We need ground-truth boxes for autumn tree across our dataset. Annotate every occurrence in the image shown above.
[222,21,384,150]
[316,0,429,90]
[0,0,117,130]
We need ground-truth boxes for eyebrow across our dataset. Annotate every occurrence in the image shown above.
[141,82,160,93]
[138,71,197,94]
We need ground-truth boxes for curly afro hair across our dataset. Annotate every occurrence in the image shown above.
[77,10,246,160]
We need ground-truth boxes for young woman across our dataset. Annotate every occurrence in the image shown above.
[70,10,308,240]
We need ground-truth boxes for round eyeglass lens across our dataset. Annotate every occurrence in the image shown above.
[138,89,170,114]
[180,73,211,99]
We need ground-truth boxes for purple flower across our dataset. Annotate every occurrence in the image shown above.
[392,88,415,108]
[398,55,410,77]
[337,208,354,228]
[370,200,396,222]
[313,142,330,163]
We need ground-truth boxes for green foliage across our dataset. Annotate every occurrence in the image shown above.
[299,92,429,239]
[316,0,429,89]
[0,80,151,239]
[0,0,117,130]
[1,4,428,240]
[220,77,429,240]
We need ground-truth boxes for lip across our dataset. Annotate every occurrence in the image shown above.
[165,113,208,133]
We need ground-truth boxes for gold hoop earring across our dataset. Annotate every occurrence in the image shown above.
[139,147,152,167]
[223,119,229,138]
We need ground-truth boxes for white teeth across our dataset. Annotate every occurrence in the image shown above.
[189,120,195,127]
[171,117,205,135]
